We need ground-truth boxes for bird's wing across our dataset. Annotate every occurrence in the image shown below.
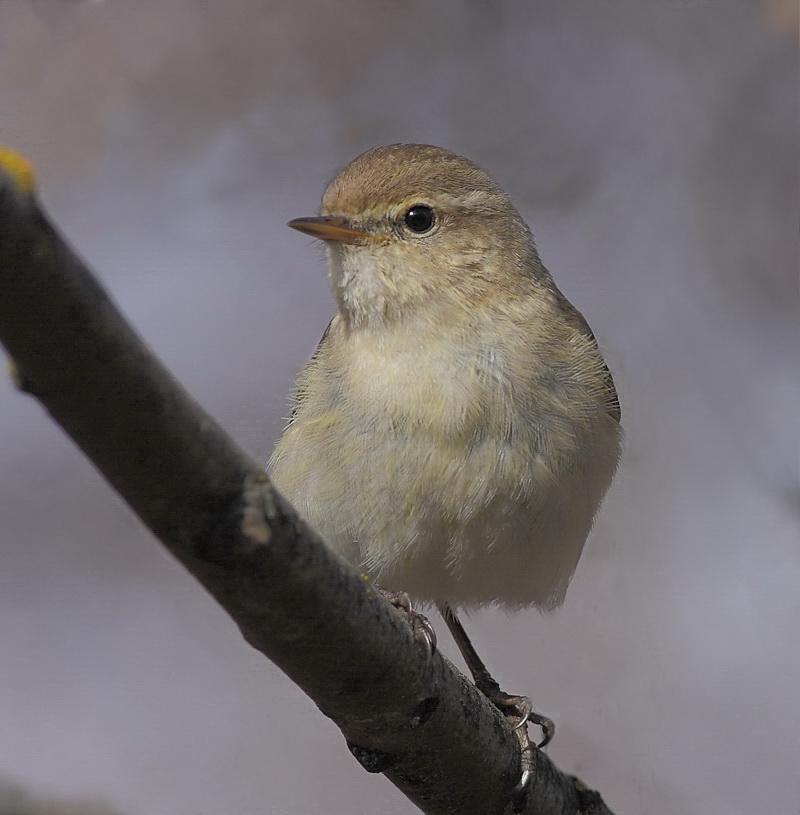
[289,318,334,421]
[552,286,621,424]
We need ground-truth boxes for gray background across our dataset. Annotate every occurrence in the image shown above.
[0,1,797,813]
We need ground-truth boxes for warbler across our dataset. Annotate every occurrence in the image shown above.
[268,144,621,749]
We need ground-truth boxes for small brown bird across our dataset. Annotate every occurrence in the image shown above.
[269,144,621,757]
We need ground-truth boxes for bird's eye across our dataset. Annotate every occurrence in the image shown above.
[403,205,435,234]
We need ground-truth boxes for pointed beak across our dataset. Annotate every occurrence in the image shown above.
[287,216,380,245]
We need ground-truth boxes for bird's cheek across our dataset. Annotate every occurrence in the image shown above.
[324,245,391,320]
[324,244,347,288]
[326,245,375,290]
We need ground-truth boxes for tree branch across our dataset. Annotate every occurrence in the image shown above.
[0,150,615,815]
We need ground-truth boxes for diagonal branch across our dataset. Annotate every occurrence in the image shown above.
[0,151,615,815]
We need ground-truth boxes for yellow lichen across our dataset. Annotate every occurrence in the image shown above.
[0,145,37,196]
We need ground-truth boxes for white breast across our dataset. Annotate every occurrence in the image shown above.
[268,319,620,610]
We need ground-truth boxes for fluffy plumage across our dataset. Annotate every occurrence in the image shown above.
[269,144,621,610]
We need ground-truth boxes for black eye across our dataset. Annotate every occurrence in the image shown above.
[403,205,435,234]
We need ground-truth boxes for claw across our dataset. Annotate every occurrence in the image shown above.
[513,769,532,796]
[378,588,437,657]
[529,710,555,749]
[510,722,535,811]
[414,612,437,657]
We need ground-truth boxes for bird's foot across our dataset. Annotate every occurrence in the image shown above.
[488,690,554,748]
[479,689,554,809]
[485,692,552,811]
[378,588,437,657]
[472,663,556,750]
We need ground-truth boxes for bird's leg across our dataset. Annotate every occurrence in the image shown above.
[436,602,554,749]
[377,586,437,657]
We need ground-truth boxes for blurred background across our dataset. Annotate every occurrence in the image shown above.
[0,1,796,813]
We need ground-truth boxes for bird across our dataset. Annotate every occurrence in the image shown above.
[268,143,621,758]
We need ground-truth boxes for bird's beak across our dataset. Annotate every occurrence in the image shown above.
[287,216,380,245]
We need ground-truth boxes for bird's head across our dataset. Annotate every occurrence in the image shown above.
[288,144,545,328]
